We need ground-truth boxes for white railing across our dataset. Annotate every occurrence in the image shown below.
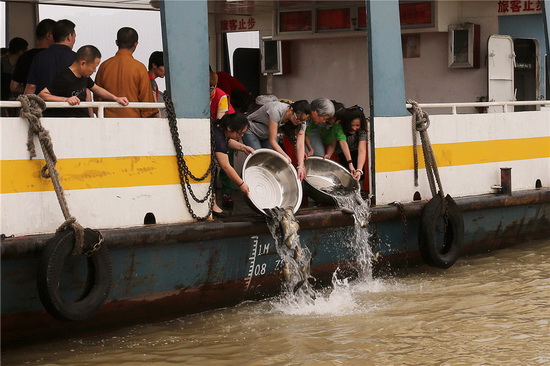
[2,100,550,117]
[405,100,550,114]
[0,101,166,118]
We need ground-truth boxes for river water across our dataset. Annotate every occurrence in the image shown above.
[3,239,549,365]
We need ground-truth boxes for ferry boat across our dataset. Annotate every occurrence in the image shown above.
[2,0,549,346]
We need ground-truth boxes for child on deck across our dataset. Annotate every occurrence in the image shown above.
[39,45,128,117]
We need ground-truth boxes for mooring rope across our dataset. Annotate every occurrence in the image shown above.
[407,100,445,200]
[18,94,85,254]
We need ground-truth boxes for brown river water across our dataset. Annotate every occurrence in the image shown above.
[3,239,549,366]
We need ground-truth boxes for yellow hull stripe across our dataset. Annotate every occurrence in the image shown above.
[0,155,212,194]
[376,137,550,173]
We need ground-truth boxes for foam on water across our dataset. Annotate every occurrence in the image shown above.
[267,191,377,315]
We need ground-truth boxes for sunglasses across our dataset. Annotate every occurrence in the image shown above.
[347,105,364,111]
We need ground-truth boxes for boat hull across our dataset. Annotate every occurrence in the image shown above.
[2,189,549,346]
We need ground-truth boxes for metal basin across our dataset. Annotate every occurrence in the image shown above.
[242,149,302,214]
[303,157,360,205]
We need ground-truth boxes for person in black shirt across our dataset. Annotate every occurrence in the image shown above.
[212,112,255,218]
[39,45,129,117]
[10,19,55,97]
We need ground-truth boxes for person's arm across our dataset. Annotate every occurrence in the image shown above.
[268,120,292,163]
[216,95,229,119]
[295,130,306,181]
[215,151,250,196]
[228,139,254,156]
[24,83,36,95]
[305,135,314,157]
[10,80,24,95]
[339,140,355,176]
[90,84,129,106]
[38,87,81,105]
[324,140,337,159]
[354,140,367,180]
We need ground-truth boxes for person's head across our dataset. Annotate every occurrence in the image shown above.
[288,100,311,126]
[36,19,55,44]
[148,51,165,78]
[74,45,101,78]
[8,37,28,56]
[342,105,367,135]
[116,27,139,50]
[53,19,76,47]
[218,112,249,140]
[310,98,335,125]
[328,100,345,125]
[209,69,218,99]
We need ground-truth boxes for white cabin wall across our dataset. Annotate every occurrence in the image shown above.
[272,36,370,107]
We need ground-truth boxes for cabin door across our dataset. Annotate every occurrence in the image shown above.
[488,35,515,112]
[513,38,540,111]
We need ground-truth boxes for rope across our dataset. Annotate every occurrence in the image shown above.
[407,100,445,200]
[18,94,85,255]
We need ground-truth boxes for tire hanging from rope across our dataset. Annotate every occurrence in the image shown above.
[408,100,464,269]
[18,94,111,320]
[163,92,218,221]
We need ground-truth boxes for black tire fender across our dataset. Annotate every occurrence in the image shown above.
[37,228,112,321]
[418,194,464,269]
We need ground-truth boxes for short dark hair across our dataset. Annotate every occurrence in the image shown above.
[116,27,138,49]
[290,100,311,116]
[148,51,164,69]
[8,37,28,54]
[53,19,76,43]
[36,19,55,40]
[76,45,101,63]
[217,112,249,132]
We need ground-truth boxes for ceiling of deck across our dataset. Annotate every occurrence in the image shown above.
[2,0,365,13]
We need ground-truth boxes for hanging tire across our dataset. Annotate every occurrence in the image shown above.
[418,194,464,269]
[37,228,112,321]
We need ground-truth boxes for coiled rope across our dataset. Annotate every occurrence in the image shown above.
[408,99,445,200]
[18,94,86,255]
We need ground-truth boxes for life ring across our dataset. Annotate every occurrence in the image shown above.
[418,194,464,269]
[37,228,112,321]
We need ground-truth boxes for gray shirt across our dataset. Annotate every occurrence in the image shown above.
[247,101,306,139]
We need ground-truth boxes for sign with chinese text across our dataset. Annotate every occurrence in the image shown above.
[497,1,542,14]
[219,17,257,32]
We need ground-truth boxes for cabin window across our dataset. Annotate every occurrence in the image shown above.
[448,23,480,68]
[357,7,367,29]
[316,8,351,31]
[399,1,434,28]
[279,11,313,32]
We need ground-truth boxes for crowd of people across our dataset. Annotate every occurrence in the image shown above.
[210,91,369,217]
[1,19,163,118]
[2,18,369,218]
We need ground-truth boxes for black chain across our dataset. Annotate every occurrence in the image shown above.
[164,92,217,221]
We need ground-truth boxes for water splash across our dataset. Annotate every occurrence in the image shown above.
[331,192,373,281]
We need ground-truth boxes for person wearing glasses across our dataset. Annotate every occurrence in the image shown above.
[303,98,336,157]
[212,112,255,218]
[306,99,345,158]
[243,99,311,180]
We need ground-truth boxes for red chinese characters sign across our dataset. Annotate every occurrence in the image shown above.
[219,17,256,32]
[497,0,542,13]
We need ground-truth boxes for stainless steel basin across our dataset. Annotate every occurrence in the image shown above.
[242,149,302,214]
[303,157,360,205]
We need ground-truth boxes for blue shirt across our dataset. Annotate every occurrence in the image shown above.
[27,44,76,93]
